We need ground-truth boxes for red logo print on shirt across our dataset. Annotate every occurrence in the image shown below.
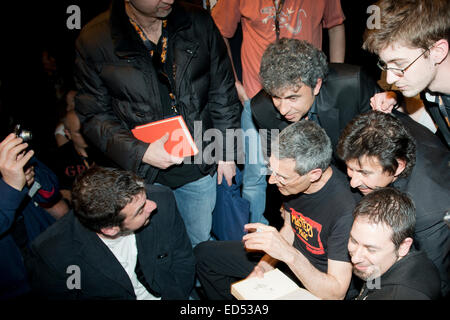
[289,207,325,255]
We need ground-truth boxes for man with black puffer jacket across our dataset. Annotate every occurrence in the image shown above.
[74,0,241,247]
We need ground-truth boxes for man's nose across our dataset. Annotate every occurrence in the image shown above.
[350,246,364,264]
[146,200,157,213]
[277,99,290,116]
[349,173,362,189]
[385,69,401,85]
[268,173,277,185]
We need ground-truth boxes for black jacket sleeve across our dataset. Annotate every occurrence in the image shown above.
[357,67,381,114]
[74,40,152,180]
[144,185,196,299]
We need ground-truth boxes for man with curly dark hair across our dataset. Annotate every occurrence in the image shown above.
[337,110,450,297]
[252,38,392,154]
[259,39,329,100]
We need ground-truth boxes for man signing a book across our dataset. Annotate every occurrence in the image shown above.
[195,121,356,300]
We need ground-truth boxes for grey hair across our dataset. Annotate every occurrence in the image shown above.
[259,38,329,95]
[272,120,332,175]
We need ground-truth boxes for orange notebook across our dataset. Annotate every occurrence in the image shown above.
[131,116,199,158]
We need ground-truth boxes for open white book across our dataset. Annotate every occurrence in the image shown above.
[231,268,320,300]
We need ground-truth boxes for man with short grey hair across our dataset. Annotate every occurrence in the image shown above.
[195,121,358,300]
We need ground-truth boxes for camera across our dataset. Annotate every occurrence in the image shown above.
[14,124,33,142]
[13,124,35,176]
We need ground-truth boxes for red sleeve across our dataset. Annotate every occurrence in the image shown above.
[322,0,345,29]
[211,0,241,38]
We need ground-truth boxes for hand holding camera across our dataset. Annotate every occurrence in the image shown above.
[0,132,35,191]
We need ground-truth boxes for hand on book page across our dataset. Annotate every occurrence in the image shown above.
[142,133,184,169]
[247,254,278,279]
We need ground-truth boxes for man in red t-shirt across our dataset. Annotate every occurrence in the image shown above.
[213,0,345,100]
[211,0,346,225]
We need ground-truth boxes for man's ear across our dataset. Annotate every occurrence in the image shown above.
[430,39,449,66]
[397,237,413,258]
[308,168,323,183]
[394,158,407,177]
[100,226,120,237]
[313,78,323,96]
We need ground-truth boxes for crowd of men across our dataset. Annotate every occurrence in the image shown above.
[1,0,449,301]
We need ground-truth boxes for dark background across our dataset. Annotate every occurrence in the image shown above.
[0,0,378,162]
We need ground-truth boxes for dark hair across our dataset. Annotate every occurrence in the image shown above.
[72,166,145,233]
[337,111,416,178]
[259,38,328,95]
[353,187,415,249]
[273,120,332,175]
[363,0,450,54]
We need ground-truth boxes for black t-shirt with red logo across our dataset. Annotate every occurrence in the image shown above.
[284,166,356,273]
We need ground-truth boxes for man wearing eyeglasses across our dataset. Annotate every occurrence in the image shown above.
[365,0,450,149]
[195,121,359,300]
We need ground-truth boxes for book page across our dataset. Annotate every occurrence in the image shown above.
[231,268,320,300]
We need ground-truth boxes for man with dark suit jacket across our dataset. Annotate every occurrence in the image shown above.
[337,110,450,297]
[251,38,391,155]
[25,166,195,300]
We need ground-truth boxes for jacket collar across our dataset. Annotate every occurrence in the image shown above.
[424,89,450,102]
[314,79,340,147]
[110,0,191,58]
[71,212,136,296]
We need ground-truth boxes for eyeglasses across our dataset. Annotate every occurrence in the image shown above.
[377,47,431,77]
[265,164,298,186]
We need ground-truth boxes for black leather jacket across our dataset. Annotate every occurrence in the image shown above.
[392,111,450,297]
[422,91,450,149]
[74,0,241,183]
